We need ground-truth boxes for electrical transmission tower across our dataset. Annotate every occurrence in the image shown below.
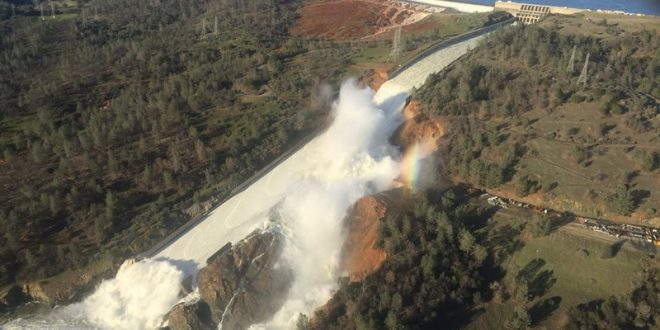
[567,45,576,74]
[577,53,590,85]
[389,26,403,61]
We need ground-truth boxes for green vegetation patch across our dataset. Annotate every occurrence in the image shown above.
[415,16,659,224]
[467,213,655,329]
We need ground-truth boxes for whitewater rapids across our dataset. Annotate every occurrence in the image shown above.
[3,31,490,329]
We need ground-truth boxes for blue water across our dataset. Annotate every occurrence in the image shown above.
[469,0,660,16]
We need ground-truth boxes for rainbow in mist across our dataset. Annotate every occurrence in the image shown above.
[401,143,426,192]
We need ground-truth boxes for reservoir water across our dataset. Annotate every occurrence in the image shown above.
[471,0,660,15]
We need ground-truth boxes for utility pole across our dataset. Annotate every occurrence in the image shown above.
[577,53,590,85]
[567,45,576,74]
[51,3,55,18]
[40,3,44,20]
[389,26,403,61]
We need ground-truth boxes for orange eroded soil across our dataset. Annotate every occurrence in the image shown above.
[359,65,390,90]
[392,100,445,152]
[291,0,426,40]
[342,195,388,282]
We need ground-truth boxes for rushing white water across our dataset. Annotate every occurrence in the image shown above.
[3,259,184,329]
[4,80,407,330]
[3,29,497,329]
[253,81,405,328]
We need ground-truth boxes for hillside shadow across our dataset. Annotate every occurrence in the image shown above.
[631,189,650,206]
[517,258,556,299]
[548,214,574,234]
[517,258,545,280]
[610,239,627,257]
[529,270,556,299]
[487,224,524,260]
[530,296,562,325]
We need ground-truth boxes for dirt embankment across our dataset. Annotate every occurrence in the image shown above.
[341,101,446,283]
[392,100,445,152]
[341,195,388,282]
[290,0,429,40]
[359,66,389,91]
[0,257,120,313]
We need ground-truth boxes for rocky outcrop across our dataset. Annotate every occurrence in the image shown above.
[19,257,119,306]
[0,257,120,314]
[171,231,292,330]
[166,300,214,330]
[0,285,29,312]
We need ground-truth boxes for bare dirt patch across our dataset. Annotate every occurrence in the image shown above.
[341,195,388,282]
[290,0,428,40]
[392,100,445,152]
[358,65,390,90]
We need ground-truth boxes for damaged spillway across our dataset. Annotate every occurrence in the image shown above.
[3,30,494,330]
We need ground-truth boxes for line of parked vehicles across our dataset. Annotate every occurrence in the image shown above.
[481,192,660,247]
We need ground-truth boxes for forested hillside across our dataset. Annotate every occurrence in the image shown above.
[308,189,508,329]
[416,17,659,223]
[305,188,659,329]
[0,0,351,287]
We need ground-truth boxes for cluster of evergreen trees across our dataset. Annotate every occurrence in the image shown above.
[414,23,658,215]
[0,0,352,285]
[308,190,504,329]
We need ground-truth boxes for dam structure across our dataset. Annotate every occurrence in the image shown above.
[155,25,505,270]
[494,0,583,24]
[2,21,513,330]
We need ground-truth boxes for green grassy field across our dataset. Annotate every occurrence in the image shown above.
[467,223,653,329]
[434,21,659,225]
[499,96,660,223]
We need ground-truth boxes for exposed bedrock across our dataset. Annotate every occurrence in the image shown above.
[167,230,292,329]
[166,300,214,330]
